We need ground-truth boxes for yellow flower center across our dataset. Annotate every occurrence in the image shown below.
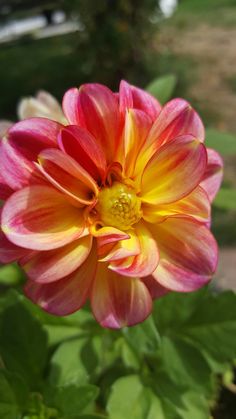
[96,182,142,230]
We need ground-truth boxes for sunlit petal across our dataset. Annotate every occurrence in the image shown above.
[91,263,152,328]
[37,148,98,206]
[200,148,223,202]
[109,222,159,277]
[151,216,218,292]
[135,98,204,175]
[141,135,207,205]
[25,244,97,316]
[119,80,161,121]
[22,235,93,283]
[142,186,210,224]
[1,185,85,250]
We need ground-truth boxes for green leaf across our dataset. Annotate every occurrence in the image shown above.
[0,370,29,419]
[205,128,236,156]
[213,187,236,210]
[49,338,89,386]
[154,289,236,365]
[182,291,236,364]
[120,338,140,370]
[146,74,177,104]
[74,416,107,419]
[159,337,213,395]
[0,302,48,388]
[45,325,82,347]
[25,393,58,419]
[53,384,99,417]
[107,375,165,419]
[153,288,206,334]
[122,316,160,358]
[155,379,210,419]
[0,264,25,286]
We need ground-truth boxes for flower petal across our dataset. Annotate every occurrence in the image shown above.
[99,229,140,262]
[1,185,85,250]
[119,80,161,121]
[64,84,120,162]
[58,125,106,181]
[90,224,129,246]
[109,222,159,277]
[117,109,152,178]
[22,235,93,283]
[17,91,66,124]
[141,135,207,205]
[24,244,97,316]
[0,136,44,190]
[142,186,210,224]
[0,229,30,263]
[91,263,152,328]
[0,120,13,136]
[200,148,223,202]
[0,169,13,200]
[0,118,62,191]
[142,276,170,299]
[135,98,204,175]
[151,216,218,292]
[62,87,80,125]
[8,118,62,159]
[37,148,98,206]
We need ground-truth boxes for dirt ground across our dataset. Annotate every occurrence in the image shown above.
[158,21,236,291]
[158,23,236,132]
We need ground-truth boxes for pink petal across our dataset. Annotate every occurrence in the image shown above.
[141,135,207,205]
[64,84,121,162]
[0,228,30,263]
[116,109,152,178]
[8,118,62,160]
[37,148,98,206]
[1,185,85,250]
[90,224,129,246]
[24,244,97,316]
[109,222,159,277]
[0,136,44,190]
[142,276,170,299]
[58,125,106,181]
[99,229,140,262]
[200,148,223,202]
[119,80,161,121]
[62,88,81,125]
[0,170,13,200]
[142,186,210,224]
[22,235,93,283]
[151,216,218,292]
[136,98,204,174]
[91,263,152,328]
[0,118,62,191]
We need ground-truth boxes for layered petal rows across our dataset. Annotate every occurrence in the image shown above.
[0,81,223,328]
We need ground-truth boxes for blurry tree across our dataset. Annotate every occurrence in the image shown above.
[62,0,160,88]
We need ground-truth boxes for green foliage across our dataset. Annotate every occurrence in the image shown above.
[0,370,29,419]
[146,74,177,104]
[214,188,236,210]
[0,287,235,418]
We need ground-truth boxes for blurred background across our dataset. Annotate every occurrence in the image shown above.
[1,0,235,292]
[0,2,236,418]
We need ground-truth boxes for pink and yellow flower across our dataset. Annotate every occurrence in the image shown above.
[0,81,223,328]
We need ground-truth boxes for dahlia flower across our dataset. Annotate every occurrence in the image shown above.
[0,81,223,328]
[0,90,65,137]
